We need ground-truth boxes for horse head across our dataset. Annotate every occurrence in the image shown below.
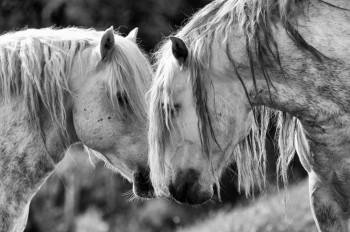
[69,27,154,198]
[149,35,257,204]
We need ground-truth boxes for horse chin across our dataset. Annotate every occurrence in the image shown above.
[171,191,212,205]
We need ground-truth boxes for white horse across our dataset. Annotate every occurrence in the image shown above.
[148,0,350,231]
[0,26,153,232]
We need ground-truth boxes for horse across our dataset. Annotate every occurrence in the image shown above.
[148,0,350,231]
[0,26,154,232]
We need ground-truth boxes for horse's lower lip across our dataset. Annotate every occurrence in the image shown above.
[171,195,211,205]
[170,195,210,205]
[171,196,187,205]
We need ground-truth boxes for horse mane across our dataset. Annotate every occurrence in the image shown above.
[151,0,319,195]
[0,27,150,146]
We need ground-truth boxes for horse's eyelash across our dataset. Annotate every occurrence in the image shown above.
[173,104,181,111]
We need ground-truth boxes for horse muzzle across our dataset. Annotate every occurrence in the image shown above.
[168,168,213,205]
[133,168,155,198]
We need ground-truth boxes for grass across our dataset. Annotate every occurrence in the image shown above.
[177,180,318,232]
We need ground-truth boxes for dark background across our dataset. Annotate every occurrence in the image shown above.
[0,0,213,52]
[0,0,307,231]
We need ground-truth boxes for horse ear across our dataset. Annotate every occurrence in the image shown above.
[170,37,188,65]
[126,27,138,43]
[100,26,115,61]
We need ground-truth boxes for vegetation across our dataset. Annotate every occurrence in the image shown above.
[178,180,318,232]
[26,147,229,232]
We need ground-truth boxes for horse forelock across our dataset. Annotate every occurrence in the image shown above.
[104,37,152,122]
[152,0,311,195]
[148,43,176,194]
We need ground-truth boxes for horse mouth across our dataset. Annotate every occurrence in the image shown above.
[168,183,212,205]
[133,168,155,198]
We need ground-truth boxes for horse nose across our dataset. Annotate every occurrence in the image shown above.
[133,168,155,198]
[169,169,212,205]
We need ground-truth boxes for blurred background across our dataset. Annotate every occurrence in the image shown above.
[0,0,311,231]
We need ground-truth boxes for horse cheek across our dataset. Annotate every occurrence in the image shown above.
[72,97,112,153]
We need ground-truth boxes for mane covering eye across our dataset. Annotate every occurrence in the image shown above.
[161,103,180,117]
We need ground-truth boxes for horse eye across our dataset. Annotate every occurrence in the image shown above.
[167,104,180,116]
[161,103,180,117]
[117,92,128,106]
[171,104,181,115]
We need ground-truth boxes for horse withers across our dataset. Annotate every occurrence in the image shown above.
[0,26,153,232]
[148,0,350,231]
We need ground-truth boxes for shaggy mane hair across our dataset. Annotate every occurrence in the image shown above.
[0,27,150,146]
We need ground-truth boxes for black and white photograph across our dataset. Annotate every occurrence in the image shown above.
[0,0,349,231]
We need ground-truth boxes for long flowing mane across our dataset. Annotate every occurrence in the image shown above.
[0,27,150,145]
[150,0,319,195]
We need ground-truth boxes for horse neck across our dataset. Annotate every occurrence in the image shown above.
[0,121,68,231]
[0,97,75,231]
[246,0,350,151]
